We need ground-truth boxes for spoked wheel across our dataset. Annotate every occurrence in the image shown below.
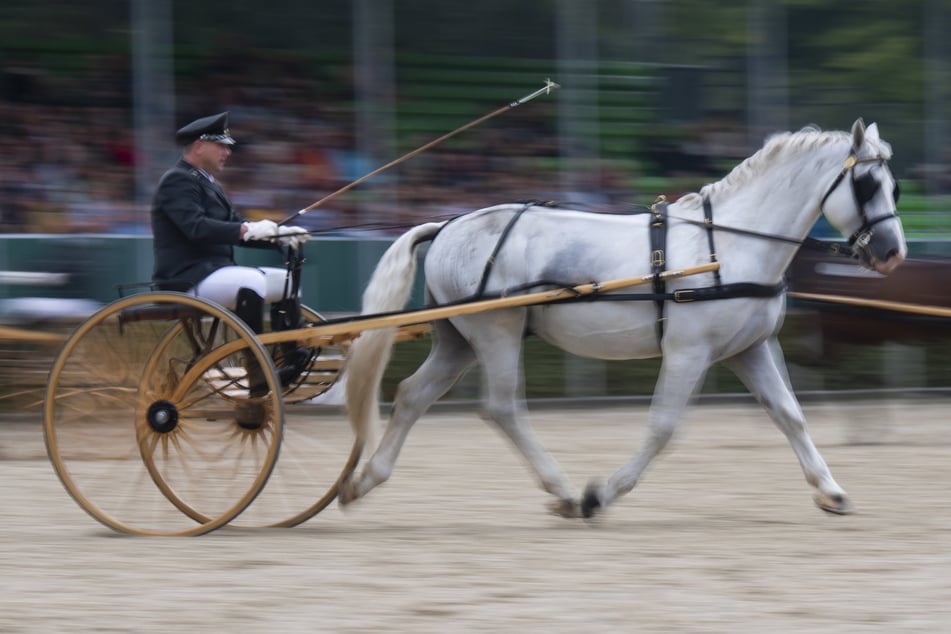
[232,305,359,528]
[43,292,283,536]
[0,327,65,411]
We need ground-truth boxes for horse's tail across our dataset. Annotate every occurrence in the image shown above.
[345,221,445,449]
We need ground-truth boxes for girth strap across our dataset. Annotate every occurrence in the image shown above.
[644,195,777,343]
[649,198,669,341]
[702,196,723,288]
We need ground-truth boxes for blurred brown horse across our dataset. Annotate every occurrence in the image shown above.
[789,250,951,351]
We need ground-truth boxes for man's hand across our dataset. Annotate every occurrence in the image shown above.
[241,219,279,241]
[275,226,310,250]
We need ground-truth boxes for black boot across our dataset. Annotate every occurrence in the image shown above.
[270,297,311,387]
[234,287,267,398]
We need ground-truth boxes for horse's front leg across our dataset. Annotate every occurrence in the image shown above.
[476,341,581,517]
[582,352,710,518]
[481,396,583,518]
[726,338,852,514]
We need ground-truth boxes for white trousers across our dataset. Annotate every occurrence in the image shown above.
[192,266,295,310]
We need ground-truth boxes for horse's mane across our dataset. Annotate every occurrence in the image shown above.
[686,125,892,206]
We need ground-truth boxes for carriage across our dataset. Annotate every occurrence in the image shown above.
[39,116,908,536]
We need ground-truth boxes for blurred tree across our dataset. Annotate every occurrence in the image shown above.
[785,1,923,106]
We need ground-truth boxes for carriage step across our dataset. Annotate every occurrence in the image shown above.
[303,372,341,382]
[310,358,345,371]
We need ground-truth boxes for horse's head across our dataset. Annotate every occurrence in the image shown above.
[819,119,906,275]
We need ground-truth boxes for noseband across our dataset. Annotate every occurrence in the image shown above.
[819,152,900,252]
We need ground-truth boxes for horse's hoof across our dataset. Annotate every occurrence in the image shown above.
[814,492,854,515]
[546,498,582,519]
[338,476,358,507]
[581,483,603,519]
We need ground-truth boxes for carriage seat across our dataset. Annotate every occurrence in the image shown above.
[117,302,208,329]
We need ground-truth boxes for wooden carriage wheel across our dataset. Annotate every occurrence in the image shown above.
[43,293,283,536]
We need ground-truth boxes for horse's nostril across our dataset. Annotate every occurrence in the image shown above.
[886,248,907,265]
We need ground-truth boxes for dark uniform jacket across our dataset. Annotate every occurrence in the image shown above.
[151,159,248,290]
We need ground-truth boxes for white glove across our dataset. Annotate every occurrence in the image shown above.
[242,219,278,242]
[275,226,310,250]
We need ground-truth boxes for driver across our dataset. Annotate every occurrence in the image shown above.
[150,111,310,391]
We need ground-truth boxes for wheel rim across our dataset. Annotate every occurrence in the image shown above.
[43,293,283,536]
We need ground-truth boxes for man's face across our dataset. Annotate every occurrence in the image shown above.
[192,140,232,177]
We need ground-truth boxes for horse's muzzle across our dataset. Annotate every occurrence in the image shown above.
[854,217,906,275]
[871,250,905,275]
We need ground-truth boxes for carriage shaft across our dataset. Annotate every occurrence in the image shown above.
[257,262,721,347]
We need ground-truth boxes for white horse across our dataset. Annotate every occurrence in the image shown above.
[339,119,906,518]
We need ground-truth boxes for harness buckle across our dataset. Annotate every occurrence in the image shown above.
[674,289,695,302]
[651,250,665,267]
[854,231,872,248]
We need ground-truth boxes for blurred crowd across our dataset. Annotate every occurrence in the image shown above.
[0,55,645,237]
[3,45,951,238]
[0,100,140,235]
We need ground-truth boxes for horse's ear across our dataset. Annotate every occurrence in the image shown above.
[865,122,880,143]
[851,118,866,150]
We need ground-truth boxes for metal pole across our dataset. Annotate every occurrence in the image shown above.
[353,0,396,306]
[556,0,599,197]
[924,0,948,195]
[354,0,395,221]
[130,0,174,278]
[747,0,788,147]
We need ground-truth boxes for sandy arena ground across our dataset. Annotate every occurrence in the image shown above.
[1,398,949,633]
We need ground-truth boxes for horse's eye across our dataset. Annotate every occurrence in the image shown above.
[893,180,901,204]
[853,172,879,205]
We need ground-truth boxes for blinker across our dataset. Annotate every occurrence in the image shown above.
[853,171,900,206]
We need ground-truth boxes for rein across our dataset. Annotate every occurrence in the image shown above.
[671,211,855,258]
[624,149,898,260]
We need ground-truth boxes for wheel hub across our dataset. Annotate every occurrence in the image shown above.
[146,400,179,433]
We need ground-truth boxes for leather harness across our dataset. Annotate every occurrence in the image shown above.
[469,200,789,345]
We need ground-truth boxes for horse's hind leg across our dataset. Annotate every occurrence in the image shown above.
[341,321,476,504]
[726,338,852,514]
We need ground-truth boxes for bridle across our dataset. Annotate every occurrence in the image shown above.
[818,151,900,253]
[663,148,902,261]
[634,149,902,341]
